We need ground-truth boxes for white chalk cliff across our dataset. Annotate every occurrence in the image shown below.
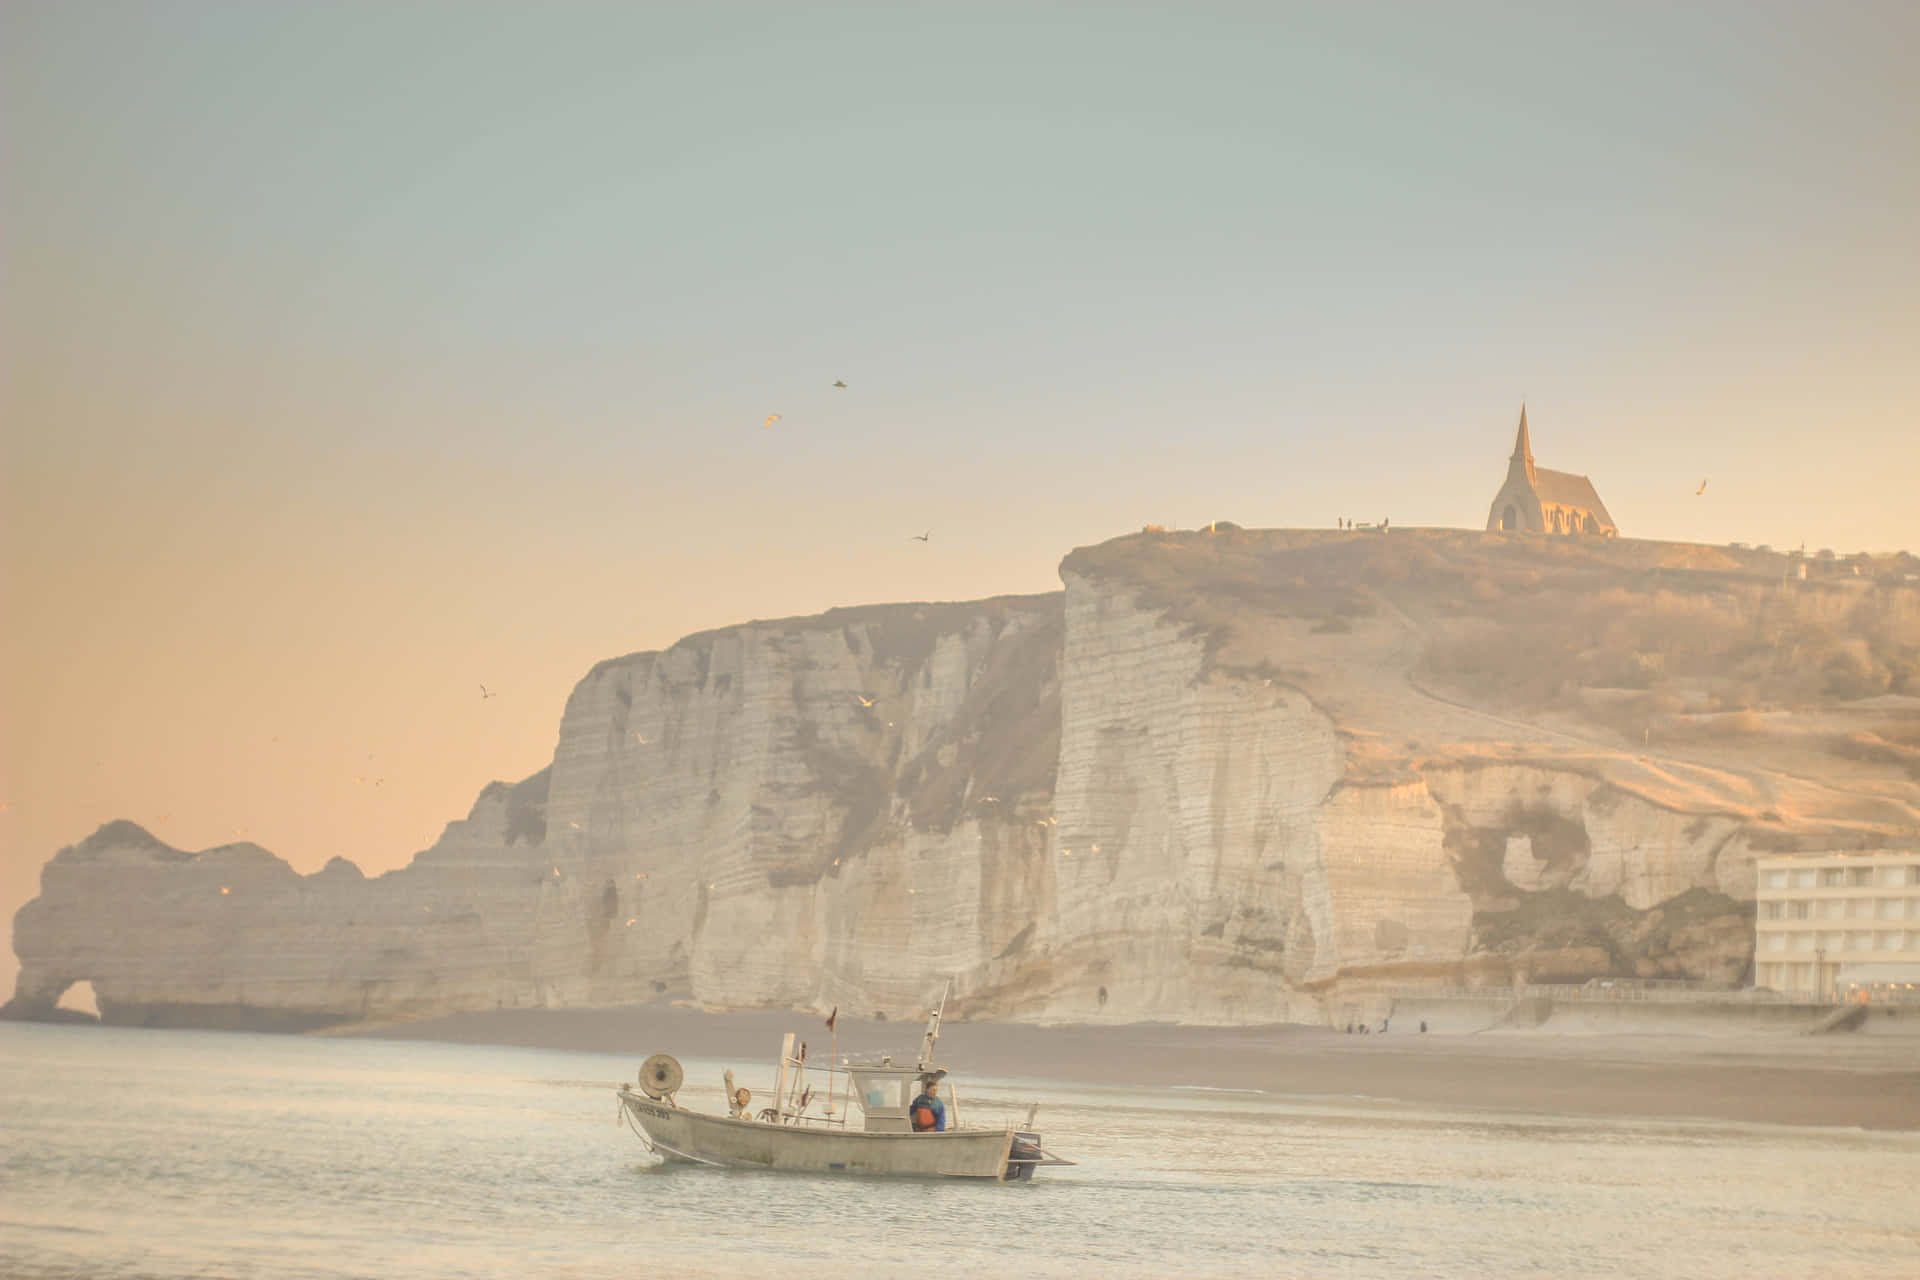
[11,529,1918,1028]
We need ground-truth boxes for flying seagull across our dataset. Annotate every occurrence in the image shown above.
[764,414,782,429]
[1696,479,1708,496]
[854,694,875,708]
[832,380,847,389]
[480,684,495,699]
[911,530,930,542]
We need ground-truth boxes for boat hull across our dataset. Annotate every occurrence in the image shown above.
[619,1089,1022,1179]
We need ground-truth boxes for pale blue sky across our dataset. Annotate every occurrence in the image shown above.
[4,2,1917,981]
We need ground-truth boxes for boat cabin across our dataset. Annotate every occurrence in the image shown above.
[846,1064,945,1133]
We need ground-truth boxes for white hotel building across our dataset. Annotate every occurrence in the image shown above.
[1753,851,1920,999]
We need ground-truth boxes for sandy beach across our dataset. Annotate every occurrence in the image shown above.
[342,1004,1920,1132]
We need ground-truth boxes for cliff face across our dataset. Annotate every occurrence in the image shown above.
[10,596,1065,1025]
[993,573,1471,1024]
[11,529,1918,1028]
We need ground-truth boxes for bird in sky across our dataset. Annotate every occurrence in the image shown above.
[1696,479,1708,496]
[832,380,847,389]
[480,684,495,699]
[911,531,930,542]
[764,414,782,429]
[854,694,875,708]
[635,732,650,744]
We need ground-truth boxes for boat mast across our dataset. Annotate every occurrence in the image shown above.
[918,979,950,1071]
[773,1032,795,1122]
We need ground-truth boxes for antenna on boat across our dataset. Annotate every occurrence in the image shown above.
[918,979,950,1070]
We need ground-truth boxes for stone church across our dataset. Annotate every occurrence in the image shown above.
[1485,406,1618,536]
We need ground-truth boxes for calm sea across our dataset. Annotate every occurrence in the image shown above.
[2,1023,1914,1279]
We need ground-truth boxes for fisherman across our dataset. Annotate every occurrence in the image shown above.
[910,1077,947,1132]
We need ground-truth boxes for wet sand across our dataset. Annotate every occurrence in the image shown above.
[342,1004,1920,1131]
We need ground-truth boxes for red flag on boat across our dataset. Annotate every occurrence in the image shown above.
[825,1005,838,1033]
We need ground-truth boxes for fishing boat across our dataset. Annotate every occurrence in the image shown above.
[616,990,1073,1180]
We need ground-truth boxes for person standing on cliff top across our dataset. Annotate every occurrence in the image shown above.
[911,1078,947,1132]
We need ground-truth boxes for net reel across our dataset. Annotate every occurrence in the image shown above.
[637,1053,684,1101]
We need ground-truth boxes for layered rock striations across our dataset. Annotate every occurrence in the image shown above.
[11,530,1919,1028]
[10,597,1065,1026]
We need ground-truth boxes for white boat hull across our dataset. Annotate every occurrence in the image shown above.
[619,1088,1033,1179]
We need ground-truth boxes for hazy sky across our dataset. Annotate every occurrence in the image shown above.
[4,2,1917,992]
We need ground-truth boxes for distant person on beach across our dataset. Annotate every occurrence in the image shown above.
[911,1078,947,1132]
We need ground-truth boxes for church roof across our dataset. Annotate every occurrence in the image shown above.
[1533,467,1616,529]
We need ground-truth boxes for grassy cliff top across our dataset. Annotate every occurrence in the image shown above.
[1063,525,1920,835]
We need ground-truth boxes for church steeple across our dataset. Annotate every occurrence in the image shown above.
[1486,402,1619,537]
[1508,404,1536,484]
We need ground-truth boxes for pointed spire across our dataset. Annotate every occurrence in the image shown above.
[1507,403,1536,487]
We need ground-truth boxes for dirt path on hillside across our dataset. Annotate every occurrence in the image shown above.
[1371,590,1915,824]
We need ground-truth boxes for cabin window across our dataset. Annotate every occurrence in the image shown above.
[851,1074,911,1111]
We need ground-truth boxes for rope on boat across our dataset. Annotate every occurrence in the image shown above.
[616,1090,660,1154]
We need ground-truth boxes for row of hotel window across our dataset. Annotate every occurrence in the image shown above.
[1760,897,1914,920]
[1761,864,1920,890]
[1760,931,1911,953]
